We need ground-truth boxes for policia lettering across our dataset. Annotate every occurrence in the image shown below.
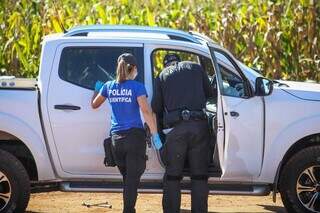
[108,89,133,103]
[152,53,214,213]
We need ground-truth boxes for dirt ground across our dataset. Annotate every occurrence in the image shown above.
[26,192,286,213]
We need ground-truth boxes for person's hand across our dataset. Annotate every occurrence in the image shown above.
[151,133,163,150]
[94,81,104,92]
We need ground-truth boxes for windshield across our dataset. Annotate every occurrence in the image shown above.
[238,61,262,78]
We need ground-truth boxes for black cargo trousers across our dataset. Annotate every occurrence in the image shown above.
[161,120,210,213]
[111,128,147,213]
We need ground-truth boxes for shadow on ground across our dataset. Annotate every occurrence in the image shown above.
[259,204,287,212]
[181,205,287,213]
[181,210,216,213]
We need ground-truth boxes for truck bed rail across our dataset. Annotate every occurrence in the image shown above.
[0,77,37,90]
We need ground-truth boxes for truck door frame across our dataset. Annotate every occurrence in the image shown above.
[144,43,223,179]
[208,43,266,181]
[45,41,148,179]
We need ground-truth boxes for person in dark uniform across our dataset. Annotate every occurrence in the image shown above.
[91,53,161,213]
[151,53,214,213]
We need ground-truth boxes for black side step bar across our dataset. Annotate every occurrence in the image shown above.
[60,181,271,196]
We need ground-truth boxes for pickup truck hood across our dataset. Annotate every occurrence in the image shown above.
[278,80,320,101]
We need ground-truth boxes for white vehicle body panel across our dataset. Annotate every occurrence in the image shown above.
[47,42,143,176]
[0,28,319,187]
[259,87,320,182]
[279,80,320,101]
[0,90,55,180]
[219,95,264,181]
[39,38,214,180]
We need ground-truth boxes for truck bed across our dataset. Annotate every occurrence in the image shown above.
[0,77,37,90]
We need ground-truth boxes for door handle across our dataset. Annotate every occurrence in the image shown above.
[54,105,81,110]
[230,111,239,117]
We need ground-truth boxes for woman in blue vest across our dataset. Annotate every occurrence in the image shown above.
[91,53,162,213]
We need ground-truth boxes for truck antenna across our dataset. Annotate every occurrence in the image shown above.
[52,0,68,33]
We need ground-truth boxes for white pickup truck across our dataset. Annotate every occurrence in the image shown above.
[0,25,320,213]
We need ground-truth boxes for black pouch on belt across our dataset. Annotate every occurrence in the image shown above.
[163,110,181,128]
[103,137,116,167]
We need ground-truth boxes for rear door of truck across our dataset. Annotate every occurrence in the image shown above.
[47,42,144,176]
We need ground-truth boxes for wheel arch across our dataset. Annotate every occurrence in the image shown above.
[277,133,320,187]
[0,113,56,181]
[260,114,320,182]
[0,131,38,181]
[267,133,320,203]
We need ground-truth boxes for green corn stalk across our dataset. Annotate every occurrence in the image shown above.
[0,0,318,82]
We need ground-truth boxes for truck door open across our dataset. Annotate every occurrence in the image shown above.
[149,47,222,177]
[208,44,265,181]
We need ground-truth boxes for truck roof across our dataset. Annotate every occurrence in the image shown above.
[44,25,215,45]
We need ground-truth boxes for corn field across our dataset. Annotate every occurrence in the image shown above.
[0,0,319,81]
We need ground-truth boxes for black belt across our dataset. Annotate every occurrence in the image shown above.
[163,109,206,128]
[112,127,144,136]
[181,109,206,121]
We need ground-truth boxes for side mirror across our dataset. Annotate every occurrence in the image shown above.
[255,77,273,96]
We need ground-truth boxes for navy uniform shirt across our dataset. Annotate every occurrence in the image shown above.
[151,61,213,117]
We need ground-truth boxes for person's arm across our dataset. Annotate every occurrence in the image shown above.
[138,95,162,150]
[91,92,106,109]
[137,95,157,134]
[137,83,162,150]
[91,81,107,109]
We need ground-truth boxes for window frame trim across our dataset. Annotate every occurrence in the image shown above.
[219,63,246,98]
[209,48,254,99]
[150,48,214,90]
[56,44,145,90]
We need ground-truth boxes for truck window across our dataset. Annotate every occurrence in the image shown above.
[215,52,245,98]
[152,49,200,78]
[58,47,144,90]
[151,48,217,107]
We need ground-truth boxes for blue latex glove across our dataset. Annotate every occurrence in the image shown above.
[94,81,104,92]
[152,133,163,150]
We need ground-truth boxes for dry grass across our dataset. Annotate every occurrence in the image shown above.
[27,192,286,213]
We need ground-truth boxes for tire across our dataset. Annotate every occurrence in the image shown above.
[0,149,30,213]
[279,145,320,213]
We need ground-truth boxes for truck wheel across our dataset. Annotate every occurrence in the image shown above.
[0,149,30,213]
[279,146,320,213]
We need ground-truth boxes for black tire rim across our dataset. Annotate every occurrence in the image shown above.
[0,171,11,211]
[296,165,320,212]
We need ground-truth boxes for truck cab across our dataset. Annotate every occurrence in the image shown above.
[0,25,320,213]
